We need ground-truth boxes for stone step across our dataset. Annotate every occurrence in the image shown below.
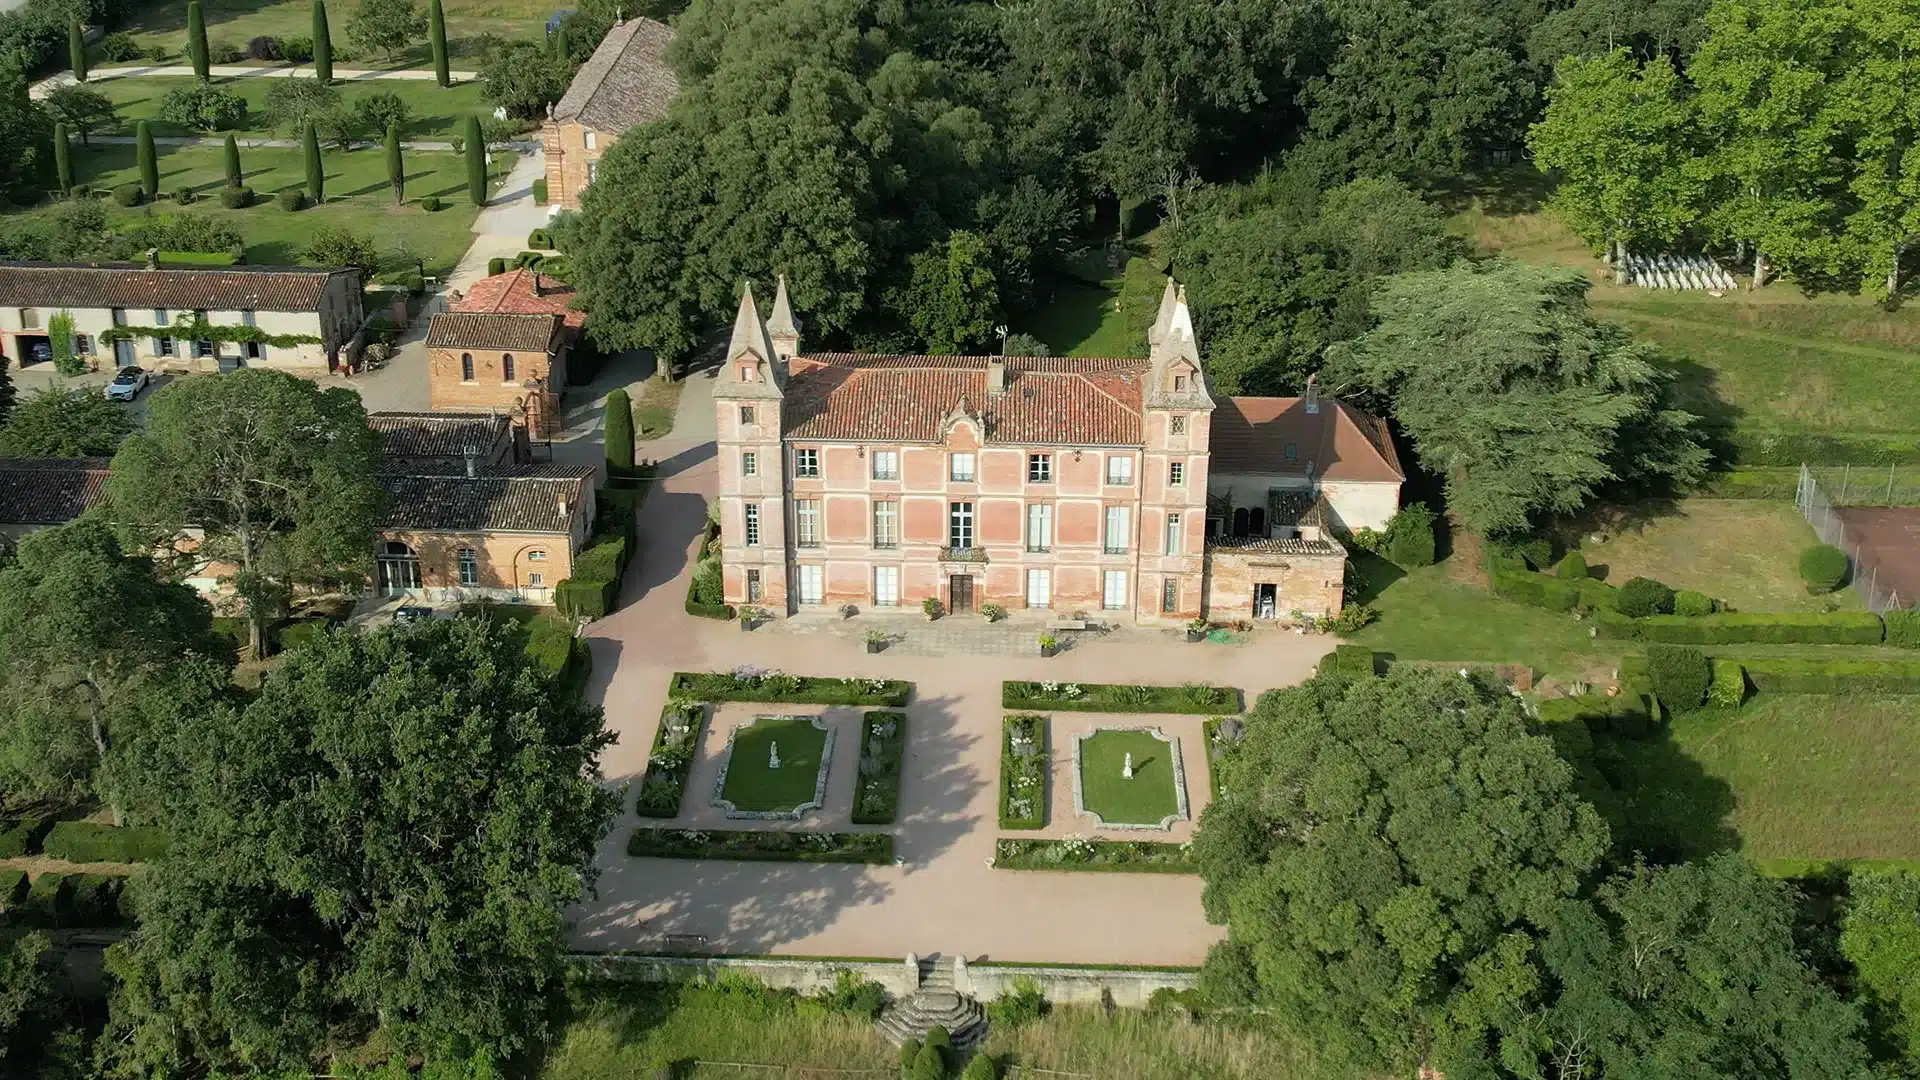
[875,991,989,1051]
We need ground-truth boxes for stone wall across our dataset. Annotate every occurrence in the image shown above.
[566,954,1199,1007]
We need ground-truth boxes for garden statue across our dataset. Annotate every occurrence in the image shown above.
[1123,752,1134,779]
[769,741,781,769]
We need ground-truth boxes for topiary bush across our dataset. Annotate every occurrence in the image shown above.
[1554,551,1588,580]
[528,227,552,248]
[113,183,144,207]
[276,188,305,211]
[1798,543,1848,593]
[1885,608,1920,648]
[899,1039,922,1072]
[1382,503,1436,567]
[1707,659,1746,709]
[959,1054,997,1080]
[421,195,444,212]
[221,185,254,209]
[1618,576,1675,618]
[532,177,548,204]
[487,256,507,276]
[1672,589,1714,616]
[1646,643,1711,713]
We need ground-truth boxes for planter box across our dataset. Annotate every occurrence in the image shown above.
[1186,629,1206,643]
[1039,644,1060,658]
[865,640,885,654]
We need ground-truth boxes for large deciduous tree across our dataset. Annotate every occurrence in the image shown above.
[1323,258,1709,536]
[903,230,999,354]
[41,83,117,147]
[106,369,384,657]
[100,619,620,1075]
[347,0,425,63]
[1193,666,1611,1073]
[1840,869,1920,1063]
[0,386,134,457]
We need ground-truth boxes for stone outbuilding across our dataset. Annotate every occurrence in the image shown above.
[425,269,584,438]
[542,17,678,213]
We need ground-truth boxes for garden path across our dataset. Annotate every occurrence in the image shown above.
[32,64,480,98]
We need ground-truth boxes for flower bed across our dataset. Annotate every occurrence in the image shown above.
[671,669,911,707]
[1001,680,1239,714]
[634,699,707,819]
[627,828,893,865]
[1203,717,1243,799]
[999,713,1048,829]
[992,837,1195,874]
[852,711,906,825]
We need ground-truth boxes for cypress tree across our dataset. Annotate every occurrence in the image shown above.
[135,121,157,197]
[385,120,403,205]
[223,132,242,187]
[68,20,86,82]
[187,0,209,80]
[53,123,72,194]
[464,114,485,206]
[602,387,634,474]
[429,0,449,88]
[312,0,332,83]
[303,122,323,204]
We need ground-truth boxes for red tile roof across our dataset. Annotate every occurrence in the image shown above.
[453,269,585,330]
[0,457,111,525]
[0,263,355,312]
[425,312,564,352]
[784,355,1148,447]
[1210,396,1403,483]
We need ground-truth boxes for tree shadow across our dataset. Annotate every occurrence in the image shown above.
[1424,165,1557,218]
[1346,552,1403,606]
[1590,722,1739,866]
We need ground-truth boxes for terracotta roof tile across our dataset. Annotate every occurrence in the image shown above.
[553,17,678,132]
[1210,396,1403,483]
[379,465,594,534]
[0,262,354,311]
[453,269,585,329]
[784,355,1147,447]
[425,312,563,353]
[1204,534,1345,556]
[0,457,111,525]
[368,412,512,459]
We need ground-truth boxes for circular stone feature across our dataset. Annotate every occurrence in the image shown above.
[716,714,834,817]
[1073,727,1189,829]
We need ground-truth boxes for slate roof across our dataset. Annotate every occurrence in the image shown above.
[379,465,593,534]
[0,457,111,526]
[453,269,586,329]
[0,263,354,312]
[1204,534,1345,556]
[784,355,1148,447]
[425,312,564,353]
[1210,396,1403,483]
[552,17,678,132]
[368,412,511,459]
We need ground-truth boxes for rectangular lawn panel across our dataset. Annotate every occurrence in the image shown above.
[90,77,495,141]
[999,713,1048,829]
[1571,499,1861,614]
[719,716,829,813]
[1001,681,1239,714]
[1076,729,1181,827]
[627,828,892,865]
[851,711,905,825]
[110,0,549,70]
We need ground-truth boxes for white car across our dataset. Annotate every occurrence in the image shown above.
[105,367,150,402]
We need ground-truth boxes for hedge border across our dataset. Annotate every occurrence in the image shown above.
[669,671,911,707]
[991,838,1195,874]
[1598,611,1884,645]
[634,701,707,819]
[627,828,893,865]
[999,713,1048,830]
[851,711,905,826]
[41,822,169,864]
[1000,681,1240,714]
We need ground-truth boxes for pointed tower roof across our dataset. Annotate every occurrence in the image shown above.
[1150,285,1200,365]
[767,274,800,338]
[727,281,777,364]
[1147,276,1179,345]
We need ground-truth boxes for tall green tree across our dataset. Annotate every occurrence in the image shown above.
[1829,0,1920,298]
[222,130,242,187]
[41,83,116,147]
[0,517,222,821]
[385,118,403,204]
[1841,869,1920,1064]
[1324,259,1710,536]
[303,120,323,202]
[1530,49,1707,268]
[135,119,157,197]
[312,0,334,83]
[0,63,53,204]
[106,369,384,658]
[100,619,619,1075]
[347,0,426,64]
[68,19,86,82]
[187,0,209,80]
[429,0,449,87]
[464,113,485,205]
[51,122,70,194]
[1192,666,1610,1074]
[904,230,999,354]
[602,386,634,474]
[0,387,133,456]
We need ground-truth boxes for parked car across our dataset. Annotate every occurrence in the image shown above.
[105,367,150,401]
[29,342,50,364]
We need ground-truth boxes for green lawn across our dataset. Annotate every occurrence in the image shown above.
[1603,694,1920,863]
[720,716,829,813]
[89,76,494,141]
[1077,729,1183,826]
[1018,252,1167,358]
[106,0,545,71]
[1568,498,1860,613]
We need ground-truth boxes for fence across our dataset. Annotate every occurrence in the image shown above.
[1796,464,1906,613]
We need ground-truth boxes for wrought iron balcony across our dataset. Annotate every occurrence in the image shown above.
[940,545,989,563]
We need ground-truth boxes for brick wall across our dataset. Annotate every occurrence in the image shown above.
[1204,545,1347,621]
[542,119,615,212]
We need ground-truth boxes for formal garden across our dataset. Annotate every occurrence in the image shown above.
[1072,728,1186,829]
[714,715,833,817]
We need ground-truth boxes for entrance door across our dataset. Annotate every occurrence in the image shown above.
[950,574,974,614]
[1254,583,1278,620]
[113,339,135,368]
[377,542,422,596]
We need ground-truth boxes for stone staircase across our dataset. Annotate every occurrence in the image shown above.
[875,954,989,1051]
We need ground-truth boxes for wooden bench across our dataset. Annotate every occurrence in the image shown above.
[1047,618,1088,632]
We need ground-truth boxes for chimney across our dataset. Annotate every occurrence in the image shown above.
[463,445,478,479]
[1304,373,1320,414]
[144,248,159,270]
[986,357,1006,395]
[557,492,572,517]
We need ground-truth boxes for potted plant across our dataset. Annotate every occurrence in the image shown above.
[1037,632,1059,658]
[923,597,944,621]
[1186,616,1209,643]
[982,602,1006,623]
[863,628,886,654]
[738,605,761,631]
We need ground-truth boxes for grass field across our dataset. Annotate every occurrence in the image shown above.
[1604,694,1920,863]
[1017,250,1167,358]
[1566,499,1860,613]
[719,716,828,812]
[106,0,546,71]
[88,75,494,141]
[1078,729,1182,825]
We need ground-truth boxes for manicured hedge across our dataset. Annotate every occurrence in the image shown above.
[853,711,905,825]
[0,869,24,905]
[992,838,1195,874]
[42,822,169,864]
[1000,681,1240,714]
[1707,659,1746,708]
[669,670,911,707]
[1886,608,1920,648]
[555,532,629,619]
[634,701,706,819]
[1489,555,1620,613]
[1318,644,1377,679]
[8,872,134,927]
[628,828,893,864]
[1534,691,1661,737]
[1729,430,1920,467]
[0,817,46,858]
[1598,611,1884,645]
[1000,714,1047,829]
[1734,656,1920,695]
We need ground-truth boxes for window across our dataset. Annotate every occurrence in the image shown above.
[528,549,547,561]
[461,353,475,381]
[795,499,821,547]
[73,334,90,356]
[241,311,255,327]
[871,450,899,480]
[741,451,757,477]
[874,566,900,606]
[584,131,597,150]
[1106,455,1133,485]
[744,505,760,546]
[1026,503,1052,553]
[740,406,756,425]
[798,565,823,604]
[527,571,543,587]
[1285,442,1298,462]
[949,501,974,548]
[587,161,598,184]
[502,354,516,382]
[458,548,478,586]
[157,336,174,357]
[1173,374,1188,391]
[949,452,975,482]
[1028,454,1052,482]
[1165,512,1181,556]
[18,308,38,329]
[193,310,211,358]
[795,448,819,478]
[110,308,126,326]
[1169,461,1185,486]
[1170,415,1187,435]
[1103,506,1130,554]
[873,500,898,548]
[152,308,166,327]
[746,569,762,601]
[1103,570,1128,610]
[1161,578,1179,613]
[1025,568,1051,609]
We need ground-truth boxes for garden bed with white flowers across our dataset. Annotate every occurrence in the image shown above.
[1000,713,1050,829]
[1001,680,1239,714]
[990,837,1195,874]
[670,669,912,707]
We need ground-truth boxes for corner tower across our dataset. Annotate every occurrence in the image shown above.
[1140,278,1215,622]
[712,282,791,611]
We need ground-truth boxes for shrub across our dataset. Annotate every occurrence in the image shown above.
[113,183,144,207]
[487,256,507,275]
[41,823,169,863]
[277,188,305,211]
[281,34,314,61]
[100,32,143,61]
[145,43,171,62]
[209,39,243,63]
[421,195,444,212]
[959,1054,998,1080]
[1382,503,1436,567]
[986,978,1047,1030]
[1672,589,1714,616]
[158,81,248,131]
[1646,643,1710,713]
[670,670,911,707]
[1799,543,1848,593]
[0,817,44,858]
[532,177,548,204]
[1320,643,1377,679]
[1707,659,1746,709]
[1000,681,1239,713]
[1602,611,1884,646]
[247,34,282,60]
[221,185,254,209]
[25,874,68,923]
[1555,551,1588,579]
[815,969,889,1019]
[1329,602,1377,635]
[1492,534,1554,570]
[0,869,22,905]
[171,186,196,204]
[900,1040,922,1071]
[1618,576,1675,617]
[1737,655,1920,694]
[528,227,552,248]
[923,596,944,619]
[1000,714,1047,829]
[1885,608,1920,648]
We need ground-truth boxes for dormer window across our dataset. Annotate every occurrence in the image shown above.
[738,364,755,381]
[1173,374,1188,391]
